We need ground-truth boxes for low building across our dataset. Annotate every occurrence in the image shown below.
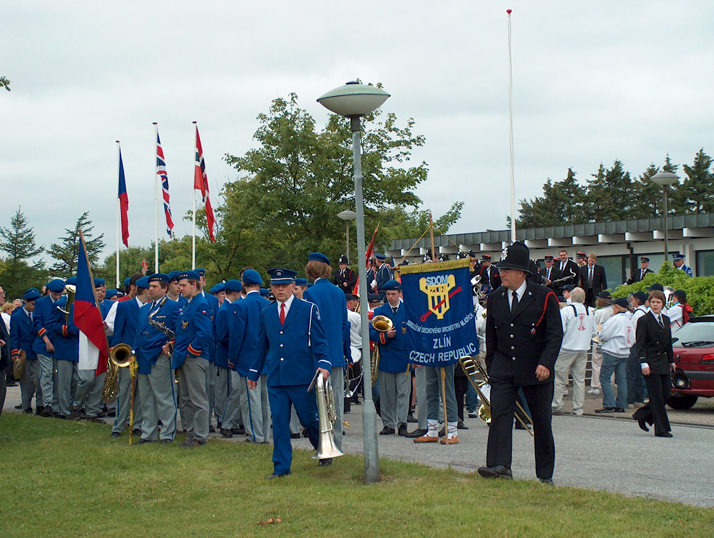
[388,213,714,286]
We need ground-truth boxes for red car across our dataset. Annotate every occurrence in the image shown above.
[670,315,714,410]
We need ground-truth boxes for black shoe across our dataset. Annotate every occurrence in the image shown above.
[107,410,116,417]
[59,414,72,420]
[655,432,673,438]
[110,432,121,439]
[15,404,22,409]
[231,427,245,435]
[405,428,428,438]
[595,407,616,414]
[132,428,141,436]
[379,426,395,435]
[407,413,418,424]
[477,465,513,480]
[613,408,625,413]
[438,427,445,437]
[539,478,554,486]
[318,458,333,467]
[24,408,33,414]
[209,425,216,433]
[637,418,649,432]
[290,433,301,439]
[220,428,233,438]
[40,406,54,418]
[398,424,408,436]
[301,429,309,438]
[457,420,468,430]
[137,438,154,445]
[265,473,288,480]
[36,405,44,415]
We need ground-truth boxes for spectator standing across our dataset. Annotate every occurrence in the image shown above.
[595,297,634,413]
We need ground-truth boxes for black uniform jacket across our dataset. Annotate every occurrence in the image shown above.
[485,281,563,385]
[556,259,580,286]
[578,264,607,295]
[636,311,674,375]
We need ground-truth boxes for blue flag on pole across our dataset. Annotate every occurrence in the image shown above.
[399,259,478,367]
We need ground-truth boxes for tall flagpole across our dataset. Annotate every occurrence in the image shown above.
[507,8,517,243]
[192,121,197,270]
[116,141,121,289]
[153,123,159,273]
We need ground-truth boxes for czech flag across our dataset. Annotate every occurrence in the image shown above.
[75,233,109,376]
[118,146,129,247]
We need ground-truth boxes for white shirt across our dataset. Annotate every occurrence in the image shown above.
[668,303,683,330]
[347,308,362,362]
[508,280,527,309]
[1,312,10,332]
[560,303,596,352]
[277,293,295,318]
[599,311,635,358]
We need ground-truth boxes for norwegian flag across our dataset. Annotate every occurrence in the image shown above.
[156,130,175,238]
[194,125,216,242]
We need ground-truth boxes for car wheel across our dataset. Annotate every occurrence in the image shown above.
[667,394,698,410]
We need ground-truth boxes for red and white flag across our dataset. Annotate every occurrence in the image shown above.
[194,125,216,242]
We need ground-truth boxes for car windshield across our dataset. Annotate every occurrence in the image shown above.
[672,321,714,347]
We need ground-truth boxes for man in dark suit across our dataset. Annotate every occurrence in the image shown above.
[477,254,501,292]
[0,301,10,420]
[627,256,654,285]
[539,255,562,292]
[556,250,580,288]
[579,253,607,307]
[478,242,563,484]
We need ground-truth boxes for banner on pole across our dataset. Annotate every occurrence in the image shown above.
[399,258,478,367]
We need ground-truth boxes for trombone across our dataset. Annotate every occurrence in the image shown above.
[458,356,533,436]
[370,315,393,386]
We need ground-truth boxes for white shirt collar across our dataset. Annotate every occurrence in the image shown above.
[277,293,295,312]
[511,280,527,301]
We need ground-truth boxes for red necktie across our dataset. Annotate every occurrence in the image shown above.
[280,303,286,325]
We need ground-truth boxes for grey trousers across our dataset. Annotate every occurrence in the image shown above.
[426,364,458,423]
[19,360,40,411]
[552,349,587,415]
[415,366,427,429]
[224,370,242,430]
[290,405,301,435]
[139,354,176,441]
[55,360,77,416]
[331,366,345,450]
[179,356,209,442]
[205,361,215,423]
[112,366,144,433]
[378,370,410,429]
[238,373,271,443]
[37,353,55,408]
[75,369,105,417]
[213,364,230,427]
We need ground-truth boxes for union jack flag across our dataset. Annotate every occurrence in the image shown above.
[194,125,216,242]
[156,131,175,238]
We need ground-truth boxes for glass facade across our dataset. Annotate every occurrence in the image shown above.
[696,250,714,276]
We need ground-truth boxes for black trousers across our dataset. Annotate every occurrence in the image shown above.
[453,375,468,421]
[0,374,6,419]
[486,378,555,479]
[634,373,672,435]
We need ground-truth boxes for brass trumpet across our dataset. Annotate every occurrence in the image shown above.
[310,372,348,461]
[102,343,133,404]
[370,315,393,386]
[458,356,534,436]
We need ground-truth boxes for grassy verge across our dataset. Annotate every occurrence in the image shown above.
[1,413,711,538]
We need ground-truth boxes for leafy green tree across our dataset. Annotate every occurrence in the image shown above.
[0,207,46,298]
[49,212,105,276]
[222,92,430,273]
[377,202,464,256]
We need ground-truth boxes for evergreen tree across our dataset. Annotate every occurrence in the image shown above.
[680,149,714,214]
[49,212,105,276]
[0,207,45,298]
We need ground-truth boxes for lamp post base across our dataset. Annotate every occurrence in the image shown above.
[362,399,380,483]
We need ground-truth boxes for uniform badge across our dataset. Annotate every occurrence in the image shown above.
[181,320,189,329]
[531,328,536,335]
[402,327,407,334]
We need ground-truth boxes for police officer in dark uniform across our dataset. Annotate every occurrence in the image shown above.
[334,255,357,295]
[477,242,563,484]
[627,256,654,284]
[375,254,393,299]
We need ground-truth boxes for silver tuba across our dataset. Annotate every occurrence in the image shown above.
[310,372,347,461]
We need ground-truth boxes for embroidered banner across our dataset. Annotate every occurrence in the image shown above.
[399,258,478,367]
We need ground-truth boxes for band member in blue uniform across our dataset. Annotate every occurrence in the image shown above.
[303,252,350,450]
[249,268,332,479]
[49,293,79,420]
[229,270,272,443]
[172,270,212,448]
[109,276,150,438]
[214,279,241,437]
[375,253,393,299]
[11,288,42,413]
[33,278,65,417]
[196,268,218,431]
[134,273,181,443]
[478,242,563,484]
[369,280,411,436]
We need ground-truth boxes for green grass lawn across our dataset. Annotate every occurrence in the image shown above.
[1,413,711,538]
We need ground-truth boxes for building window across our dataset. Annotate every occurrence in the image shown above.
[696,250,714,277]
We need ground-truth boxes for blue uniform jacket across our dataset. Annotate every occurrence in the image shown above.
[202,291,219,363]
[111,297,143,348]
[134,296,180,374]
[228,291,272,376]
[303,278,349,368]
[369,302,409,373]
[49,297,79,362]
[214,299,234,369]
[249,298,331,387]
[11,307,37,360]
[32,295,59,356]
[172,293,211,369]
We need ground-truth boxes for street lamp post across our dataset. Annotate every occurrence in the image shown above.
[318,82,390,484]
[337,210,357,262]
[650,171,679,262]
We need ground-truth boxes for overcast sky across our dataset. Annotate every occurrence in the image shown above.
[2,1,713,265]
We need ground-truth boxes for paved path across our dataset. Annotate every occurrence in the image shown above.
[4,385,713,507]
